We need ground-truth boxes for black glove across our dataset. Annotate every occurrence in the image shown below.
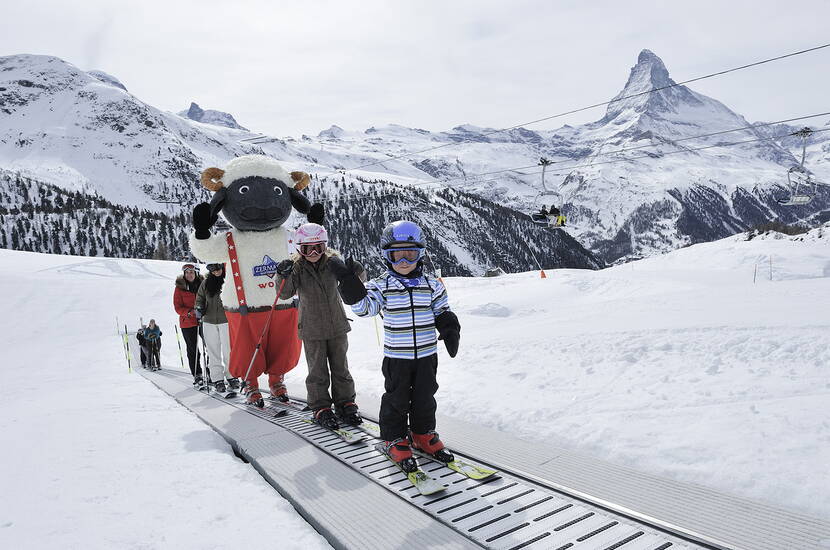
[327,255,349,280]
[276,259,294,277]
[307,202,325,225]
[435,310,461,358]
[192,202,217,239]
[328,256,361,280]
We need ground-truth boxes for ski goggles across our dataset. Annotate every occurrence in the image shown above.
[207,263,224,272]
[383,247,424,265]
[182,263,197,273]
[298,242,325,258]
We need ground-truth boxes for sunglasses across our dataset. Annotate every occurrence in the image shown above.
[299,243,325,257]
[384,247,423,265]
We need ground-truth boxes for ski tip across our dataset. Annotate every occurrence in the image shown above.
[274,409,288,417]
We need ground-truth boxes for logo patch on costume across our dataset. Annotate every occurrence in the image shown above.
[253,255,278,278]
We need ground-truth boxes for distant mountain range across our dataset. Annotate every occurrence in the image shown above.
[1,50,827,269]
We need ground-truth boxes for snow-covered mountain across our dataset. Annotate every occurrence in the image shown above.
[1,51,827,266]
[177,102,247,131]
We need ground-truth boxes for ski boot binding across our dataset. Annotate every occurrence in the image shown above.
[383,438,418,473]
[411,431,455,463]
[336,402,363,426]
[314,408,340,431]
[244,387,264,408]
[269,382,289,403]
[227,378,240,391]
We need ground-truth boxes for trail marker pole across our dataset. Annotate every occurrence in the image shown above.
[123,324,132,372]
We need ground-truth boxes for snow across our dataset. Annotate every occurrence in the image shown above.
[0,227,827,548]
[0,252,332,550]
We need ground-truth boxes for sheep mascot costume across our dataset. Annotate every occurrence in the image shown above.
[189,154,322,407]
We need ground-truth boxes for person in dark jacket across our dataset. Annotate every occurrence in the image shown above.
[143,319,162,370]
[173,263,204,384]
[196,263,237,392]
[136,326,148,367]
[276,223,365,429]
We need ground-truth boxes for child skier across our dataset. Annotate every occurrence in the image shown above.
[143,319,162,370]
[336,220,461,473]
[275,223,364,429]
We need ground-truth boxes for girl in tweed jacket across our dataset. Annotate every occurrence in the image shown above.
[337,220,461,470]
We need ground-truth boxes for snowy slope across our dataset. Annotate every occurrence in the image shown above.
[0,223,827,549]
[0,251,332,550]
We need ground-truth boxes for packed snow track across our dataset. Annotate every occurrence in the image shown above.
[146,369,725,550]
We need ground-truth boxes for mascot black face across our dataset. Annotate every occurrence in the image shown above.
[210,175,308,232]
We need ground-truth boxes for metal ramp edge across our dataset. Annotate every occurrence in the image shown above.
[140,368,719,550]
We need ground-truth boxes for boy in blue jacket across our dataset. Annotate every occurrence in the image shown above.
[334,220,461,473]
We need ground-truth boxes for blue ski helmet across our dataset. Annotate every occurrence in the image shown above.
[379,220,426,265]
[380,220,425,249]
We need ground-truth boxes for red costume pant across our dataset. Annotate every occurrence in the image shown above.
[226,308,301,390]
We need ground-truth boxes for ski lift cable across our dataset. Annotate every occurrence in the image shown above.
[309,126,830,203]
[407,112,830,188]
[311,112,830,202]
[322,42,830,177]
[449,127,830,191]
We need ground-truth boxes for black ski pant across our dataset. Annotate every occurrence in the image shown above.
[147,340,161,368]
[180,326,202,378]
[379,354,439,442]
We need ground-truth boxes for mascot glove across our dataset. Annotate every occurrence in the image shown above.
[435,310,461,358]
[192,202,217,239]
[276,259,295,277]
[307,203,325,225]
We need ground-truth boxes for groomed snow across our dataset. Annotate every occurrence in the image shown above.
[0,252,332,550]
[0,225,827,549]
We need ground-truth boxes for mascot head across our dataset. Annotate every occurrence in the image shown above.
[200,155,312,232]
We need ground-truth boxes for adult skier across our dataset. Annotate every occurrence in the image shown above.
[173,264,204,385]
[275,223,365,430]
[195,263,237,393]
[334,220,461,472]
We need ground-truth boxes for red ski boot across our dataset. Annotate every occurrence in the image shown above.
[268,374,288,402]
[411,431,455,463]
[244,386,264,408]
[382,437,418,473]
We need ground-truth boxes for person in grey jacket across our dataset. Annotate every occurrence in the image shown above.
[276,223,365,430]
[195,263,236,393]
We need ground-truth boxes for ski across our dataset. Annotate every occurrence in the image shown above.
[299,418,363,444]
[373,443,446,495]
[360,420,497,480]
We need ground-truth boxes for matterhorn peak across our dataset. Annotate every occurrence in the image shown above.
[601,49,702,125]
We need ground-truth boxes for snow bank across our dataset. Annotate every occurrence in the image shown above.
[0,251,331,549]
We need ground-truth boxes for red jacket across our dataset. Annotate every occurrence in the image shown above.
[174,275,203,328]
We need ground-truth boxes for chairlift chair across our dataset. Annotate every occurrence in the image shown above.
[777,127,818,206]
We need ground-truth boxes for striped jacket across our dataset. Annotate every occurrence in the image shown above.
[352,272,451,360]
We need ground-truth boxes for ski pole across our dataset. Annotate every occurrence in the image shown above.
[123,324,132,372]
[239,277,288,394]
[174,325,186,370]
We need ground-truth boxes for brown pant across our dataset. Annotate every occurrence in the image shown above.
[304,335,356,411]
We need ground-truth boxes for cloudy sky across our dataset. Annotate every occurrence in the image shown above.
[4,0,829,137]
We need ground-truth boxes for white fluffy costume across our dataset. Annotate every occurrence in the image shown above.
[189,155,317,399]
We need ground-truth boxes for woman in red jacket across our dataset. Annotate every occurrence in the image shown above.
[174,263,205,385]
